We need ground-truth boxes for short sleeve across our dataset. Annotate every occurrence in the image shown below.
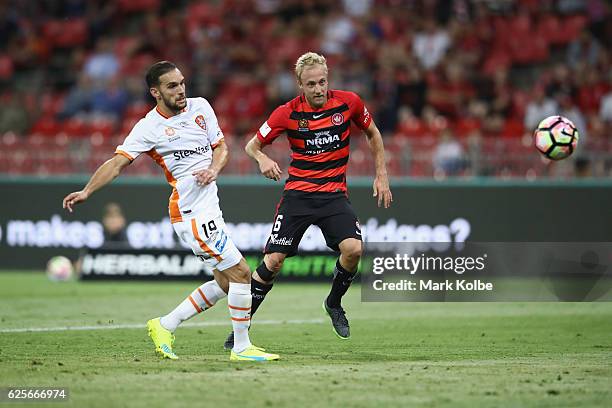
[115,120,156,161]
[199,98,225,148]
[256,105,289,146]
[349,92,372,131]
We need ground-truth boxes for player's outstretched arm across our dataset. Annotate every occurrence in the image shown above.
[193,139,228,185]
[245,135,282,181]
[364,121,393,208]
[62,154,131,213]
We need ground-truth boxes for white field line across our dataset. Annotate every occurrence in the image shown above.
[0,318,325,333]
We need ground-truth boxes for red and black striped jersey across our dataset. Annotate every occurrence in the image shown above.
[256,90,372,195]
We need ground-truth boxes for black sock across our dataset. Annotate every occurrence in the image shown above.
[326,259,356,308]
[251,264,274,317]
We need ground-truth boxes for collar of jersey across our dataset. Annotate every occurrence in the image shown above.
[156,105,188,119]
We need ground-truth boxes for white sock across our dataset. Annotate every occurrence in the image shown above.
[228,282,252,353]
[160,280,227,332]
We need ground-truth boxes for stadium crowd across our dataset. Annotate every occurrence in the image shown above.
[0,0,610,178]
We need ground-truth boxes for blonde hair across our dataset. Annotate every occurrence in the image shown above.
[295,52,327,81]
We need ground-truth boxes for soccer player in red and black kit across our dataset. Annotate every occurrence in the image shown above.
[224,52,392,348]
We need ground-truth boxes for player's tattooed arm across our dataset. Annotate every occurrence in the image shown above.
[62,154,131,213]
[364,121,393,208]
[245,136,282,181]
[193,139,228,185]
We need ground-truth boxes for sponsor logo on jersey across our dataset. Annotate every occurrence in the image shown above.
[259,121,272,137]
[195,115,207,131]
[165,127,175,136]
[173,145,211,160]
[215,231,228,253]
[362,106,370,125]
[298,119,309,131]
[269,234,294,246]
[306,131,341,148]
[331,113,344,125]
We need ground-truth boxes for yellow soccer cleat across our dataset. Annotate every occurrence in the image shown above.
[147,318,178,360]
[230,345,280,361]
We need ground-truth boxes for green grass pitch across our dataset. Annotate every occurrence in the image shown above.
[0,271,611,407]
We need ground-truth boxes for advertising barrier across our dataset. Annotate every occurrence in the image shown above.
[1,177,610,277]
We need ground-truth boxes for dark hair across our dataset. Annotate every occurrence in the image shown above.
[145,61,177,88]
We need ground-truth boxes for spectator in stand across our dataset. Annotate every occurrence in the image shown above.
[427,60,474,118]
[567,29,602,69]
[576,67,608,115]
[397,64,427,118]
[574,156,592,178]
[600,90,612,122]
[412,18,451,70]
[524,86,558,130]
[0,94,29,135]
[102,202,128,245]
[432,129,465,177]
[546,63,576,98]
[321,9,356,56]
[342,0,373,17]
[557,92,587,139]
[83,38,120,84]
[57,73,94,119]
[599,72,612,125]
[90,76,129,120]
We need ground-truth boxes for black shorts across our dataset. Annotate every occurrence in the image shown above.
[264,191,362,257]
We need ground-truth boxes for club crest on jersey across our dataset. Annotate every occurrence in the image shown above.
[298,119,309,131]
[165,127,175,136]
[195,115,207,131]
[332,113,344,126]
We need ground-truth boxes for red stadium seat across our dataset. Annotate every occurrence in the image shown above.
[120,117,139,136]
[0,54,14,79]
[560,14,588,44]
[120,53,155,76]
[537,14,564,45]
[508,13,532,37]
[396,118,427,138]
[482,52,511,76]
[454,118,481,138]
[501,119,525,138]
[30,118,61,137]
[53,19,88,48]
[511,90,530,119]
[40,93,66,116]
[62,118,91,138]
[124,102,152,119]
[510,34,549,64]
[117,0,160,13]
[90,118,116,138]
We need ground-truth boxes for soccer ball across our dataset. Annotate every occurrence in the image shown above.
[534,116,579,160]
[46,256,73,281]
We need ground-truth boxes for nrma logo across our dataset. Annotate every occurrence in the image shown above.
[306,131,340,148]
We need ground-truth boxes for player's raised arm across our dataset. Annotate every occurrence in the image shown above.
[62,154,132,213]
[245,135,282,181]
[364,121,393,208]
